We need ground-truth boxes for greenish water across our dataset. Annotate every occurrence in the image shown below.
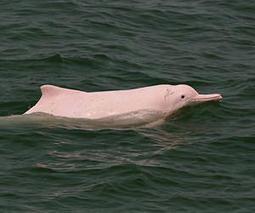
[0,0,254,212]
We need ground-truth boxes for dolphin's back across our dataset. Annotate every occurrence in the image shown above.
[24,84,169,119]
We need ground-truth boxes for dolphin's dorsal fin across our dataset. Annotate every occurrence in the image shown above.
[40,85,65,97]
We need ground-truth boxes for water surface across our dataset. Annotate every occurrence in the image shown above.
[0,0,254,212]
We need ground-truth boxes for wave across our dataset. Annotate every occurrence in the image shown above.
[0,109,167,130]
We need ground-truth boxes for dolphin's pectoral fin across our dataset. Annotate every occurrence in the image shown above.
[40,85,65,97]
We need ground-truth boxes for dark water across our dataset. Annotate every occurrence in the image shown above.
[0,0,255,212]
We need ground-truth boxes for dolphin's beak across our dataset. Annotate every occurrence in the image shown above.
[191,93,223,104]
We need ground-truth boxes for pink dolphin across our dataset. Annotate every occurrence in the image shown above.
[24,84,222,125]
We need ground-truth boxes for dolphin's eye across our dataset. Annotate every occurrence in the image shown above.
[181,95,185,99]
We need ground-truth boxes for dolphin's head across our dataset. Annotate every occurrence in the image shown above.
[164,84,222,113]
